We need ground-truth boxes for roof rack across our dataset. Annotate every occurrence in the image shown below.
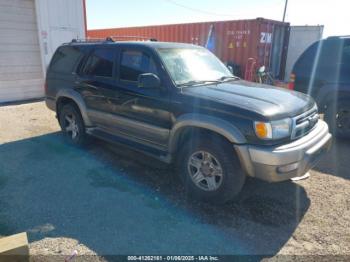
[327,35,350,39]
[70,36,158,44]
[108,35,158,41]
[70,37,114,43]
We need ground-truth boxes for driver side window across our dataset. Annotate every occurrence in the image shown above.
[120,50,158,82]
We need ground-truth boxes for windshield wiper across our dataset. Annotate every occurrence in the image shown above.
[218,76,240,82]
[177,80,221,87]
[177,76,240,87]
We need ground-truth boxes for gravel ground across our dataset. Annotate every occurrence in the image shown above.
[0,101,349,260]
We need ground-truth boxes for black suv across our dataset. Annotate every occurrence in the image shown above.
[46,39,332,203]
[291,36,350,138]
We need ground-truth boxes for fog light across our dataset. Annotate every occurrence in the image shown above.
[277,163,299,173]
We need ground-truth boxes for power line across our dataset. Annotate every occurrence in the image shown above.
[163,0,236,17]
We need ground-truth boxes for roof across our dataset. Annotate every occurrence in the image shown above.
[326,35,350,40]
[66,40,201,49]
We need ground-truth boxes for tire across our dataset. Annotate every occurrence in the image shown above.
[324,100,350,139]
[58,103,88,146]
[177,134,245,204]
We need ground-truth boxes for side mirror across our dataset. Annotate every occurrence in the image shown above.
[138,73,161,89]
[227,65,234,74]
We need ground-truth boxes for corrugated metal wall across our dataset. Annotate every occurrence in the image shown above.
[0,0,43,103]
[88,18,290,79]
[0,0,86,103]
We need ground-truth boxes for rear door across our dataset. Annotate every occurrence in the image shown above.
[75,46,118,126]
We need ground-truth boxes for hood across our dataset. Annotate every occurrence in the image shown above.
[181,80,315,120]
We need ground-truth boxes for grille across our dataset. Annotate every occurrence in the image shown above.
[291,106,319,140]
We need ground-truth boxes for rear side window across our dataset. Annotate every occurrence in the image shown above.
[120,50,158,82]
[294,41,332,77]
[295,42,318,70]
[82,48,116,78]
[50,46,83,74]
[341,41,350,65]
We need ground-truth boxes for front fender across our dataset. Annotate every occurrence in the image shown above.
[168,114,246,153]
[56,88,93,126]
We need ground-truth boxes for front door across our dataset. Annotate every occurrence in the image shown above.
[106,47,172,149]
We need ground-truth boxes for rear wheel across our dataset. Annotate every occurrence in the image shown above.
[58,104,87,145]
[325,100,350,138]
[177,134,245,204]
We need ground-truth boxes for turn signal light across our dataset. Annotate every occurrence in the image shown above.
[254,122,272,139]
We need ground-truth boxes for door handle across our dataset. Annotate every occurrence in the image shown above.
[75,80,98,90]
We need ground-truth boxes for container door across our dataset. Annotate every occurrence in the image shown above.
[270,25,285,79]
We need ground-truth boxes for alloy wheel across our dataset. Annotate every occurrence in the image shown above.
[64,114,79,139]
[187,151,223,191]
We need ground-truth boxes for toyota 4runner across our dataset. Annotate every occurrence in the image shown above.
[45,39,332,203]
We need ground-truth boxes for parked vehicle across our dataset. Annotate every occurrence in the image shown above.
[290,36,350,138]
[45,39,332,203]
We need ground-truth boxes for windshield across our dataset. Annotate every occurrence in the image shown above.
[157,47,233,86]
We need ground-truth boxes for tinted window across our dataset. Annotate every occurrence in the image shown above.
[83,48,116,77]
[295,41,332,77]
[319,40,345,66]
[296,42,318,70]
[120,50,158,82]
[298,40,350,70]
[341,41,350,64]
[50,46,83,74]
[310,40,349,77]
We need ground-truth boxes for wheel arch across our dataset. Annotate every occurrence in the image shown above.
[168,114,246,154]
[56,89,92,126]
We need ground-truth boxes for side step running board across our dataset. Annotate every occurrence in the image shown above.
[86,128,172,163]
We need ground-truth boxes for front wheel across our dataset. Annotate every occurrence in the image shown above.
[325,100,350,139]
[178,134,246,204]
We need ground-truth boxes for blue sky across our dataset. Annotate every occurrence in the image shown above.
[86,0,348,37]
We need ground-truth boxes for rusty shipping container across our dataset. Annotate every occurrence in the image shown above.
[88,18,290,80]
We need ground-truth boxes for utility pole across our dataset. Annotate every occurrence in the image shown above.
[282,0,289,22]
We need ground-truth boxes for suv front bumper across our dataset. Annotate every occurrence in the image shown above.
[235,120,332,182]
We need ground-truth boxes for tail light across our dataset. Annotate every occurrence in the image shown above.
[288,73,296,90]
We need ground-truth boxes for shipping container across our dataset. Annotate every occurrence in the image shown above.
[88,18,290,80]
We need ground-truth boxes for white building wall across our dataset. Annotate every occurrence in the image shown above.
[0,0,85,103]
[35,0,86,73]
[285,25,324,80]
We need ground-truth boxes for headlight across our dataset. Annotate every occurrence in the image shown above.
[254,118,292,140]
